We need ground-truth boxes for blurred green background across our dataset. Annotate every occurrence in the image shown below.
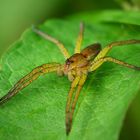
[0,0,140,140]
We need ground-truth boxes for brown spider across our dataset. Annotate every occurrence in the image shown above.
[0,23,140,135]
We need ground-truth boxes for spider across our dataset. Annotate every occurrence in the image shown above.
[0,23,140,135]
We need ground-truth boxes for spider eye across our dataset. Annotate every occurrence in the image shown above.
[66,59,74,65]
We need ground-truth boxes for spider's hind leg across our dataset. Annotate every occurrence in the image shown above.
[89,39,140,71]
[94,39,140,61]
[90,56,140,72]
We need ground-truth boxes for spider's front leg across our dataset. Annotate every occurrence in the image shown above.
[65,74,87,135]
[0,63,62,105]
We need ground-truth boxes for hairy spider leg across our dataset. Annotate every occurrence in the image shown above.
[65,75,81,135]
[90,39,140,71]
[33,27,70,59]
[68,74,87,135]
[75,22,84,53]
[90,56,140,72]
[0,63,61,105]
[94,39,140,61]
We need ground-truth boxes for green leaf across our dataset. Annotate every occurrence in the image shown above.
[68,10,140,25]
[0,18,140,140]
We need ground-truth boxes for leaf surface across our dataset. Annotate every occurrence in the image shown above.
[0,18,140,140]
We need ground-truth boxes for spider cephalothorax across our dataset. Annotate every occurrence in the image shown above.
[64,53,89,81]
[64,43,101,81]
[0,23,140,135]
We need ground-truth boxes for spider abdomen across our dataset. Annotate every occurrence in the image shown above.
[81,43,101,60]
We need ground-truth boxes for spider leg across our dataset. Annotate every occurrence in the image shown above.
[68,74,87,135]
[74,22,84,53]
[0,63,62,105]
[94,39,140,61]
[65,74,87,135]
[90,56,140,72]
[65,75,81,135]
[33,27,70,59]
